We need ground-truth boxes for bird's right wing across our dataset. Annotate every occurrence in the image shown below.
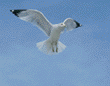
[63,18,82,31]
[10,9,53,37]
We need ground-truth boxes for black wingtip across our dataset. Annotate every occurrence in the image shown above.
[10,9,27,17]
[74,20,81,28]
[10,10,12,12]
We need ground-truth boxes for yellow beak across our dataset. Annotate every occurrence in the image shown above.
[63,24,66,27]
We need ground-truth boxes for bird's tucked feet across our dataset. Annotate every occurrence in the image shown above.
[52,48,54,52]
[56,47,58,52]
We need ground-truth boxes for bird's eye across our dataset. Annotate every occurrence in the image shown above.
[61,23,63,25]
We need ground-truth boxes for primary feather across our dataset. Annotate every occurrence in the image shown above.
[10,9,52,36]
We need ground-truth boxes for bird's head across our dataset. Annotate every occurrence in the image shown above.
[58,23,66,28]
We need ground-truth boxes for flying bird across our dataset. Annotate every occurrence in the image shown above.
[10,9,82,55]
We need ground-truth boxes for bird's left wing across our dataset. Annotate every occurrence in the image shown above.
[63,18,82,31]
[10,9,53,36]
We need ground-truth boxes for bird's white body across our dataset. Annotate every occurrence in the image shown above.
[37,24,66,55]
[50,24,62,42]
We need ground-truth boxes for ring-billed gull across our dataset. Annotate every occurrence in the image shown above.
[10,9,82,55]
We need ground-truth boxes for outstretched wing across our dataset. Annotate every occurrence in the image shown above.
[10,9,53,36]
[63,18,82,31]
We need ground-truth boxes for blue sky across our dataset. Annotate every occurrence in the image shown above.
[0,0,110,86]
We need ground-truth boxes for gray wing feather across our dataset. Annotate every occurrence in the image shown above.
[64,18,81,31]
[15,9,52,36]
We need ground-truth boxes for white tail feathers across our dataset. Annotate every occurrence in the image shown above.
[36,39,66,55]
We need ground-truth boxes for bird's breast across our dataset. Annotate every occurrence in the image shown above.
[50,28,61,41]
